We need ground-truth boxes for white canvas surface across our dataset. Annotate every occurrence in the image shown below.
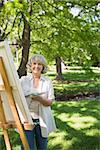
[0,40,33,125]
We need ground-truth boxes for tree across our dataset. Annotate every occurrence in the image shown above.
[0,0,32,77]
[0,0,100,78]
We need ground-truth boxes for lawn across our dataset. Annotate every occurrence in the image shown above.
[47,66,100,100]
[49,100,100,150]
[0,66,100,150]
[0,100,100,150]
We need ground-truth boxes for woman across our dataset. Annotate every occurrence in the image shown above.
[20,54,56,150]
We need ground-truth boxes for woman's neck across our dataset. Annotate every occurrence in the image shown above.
[32,73,41,79]
[32,74,40,88]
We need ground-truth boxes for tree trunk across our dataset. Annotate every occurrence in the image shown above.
[17,1,32,78]
[17,18,30,78]
[55,56,63,80]
[0,0,4,7]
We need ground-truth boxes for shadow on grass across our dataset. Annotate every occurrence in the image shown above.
[0,100,100,150]
[49,100,100,150]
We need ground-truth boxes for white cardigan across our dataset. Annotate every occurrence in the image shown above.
[20,74,56,137]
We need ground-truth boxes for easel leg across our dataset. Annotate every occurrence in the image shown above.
[3,129,12,150]
[0,96,12,150]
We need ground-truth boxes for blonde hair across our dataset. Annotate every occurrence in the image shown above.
[27,54,48,73]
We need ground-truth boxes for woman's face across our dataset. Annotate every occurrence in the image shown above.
[31,61,43,75]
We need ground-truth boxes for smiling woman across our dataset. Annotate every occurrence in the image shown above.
[20,54,56,150]
[26,54,48,74]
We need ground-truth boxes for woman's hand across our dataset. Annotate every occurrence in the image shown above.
[31,95,41,102]
[31,95,52,106]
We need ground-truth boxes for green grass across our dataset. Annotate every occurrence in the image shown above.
[49,100,100,150]
[0,66,100,149]
[47,66,100,99]
[0,100,100,150]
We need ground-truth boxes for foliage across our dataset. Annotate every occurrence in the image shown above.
[0,0,100,68]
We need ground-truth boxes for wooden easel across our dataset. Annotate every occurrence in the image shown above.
[0,57,30,150]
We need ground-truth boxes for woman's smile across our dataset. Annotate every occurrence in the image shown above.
[31,61,43,75]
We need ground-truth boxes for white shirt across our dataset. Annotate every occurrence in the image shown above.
[20,74,56,137]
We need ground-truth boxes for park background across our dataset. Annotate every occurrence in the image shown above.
[0,0,100,150]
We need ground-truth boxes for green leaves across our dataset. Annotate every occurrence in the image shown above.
[0,0,99,67]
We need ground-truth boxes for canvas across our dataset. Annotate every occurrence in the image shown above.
[0,40,33,126]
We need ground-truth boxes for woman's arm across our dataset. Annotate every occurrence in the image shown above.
[31,78,54,106]
[31,95,52,106]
